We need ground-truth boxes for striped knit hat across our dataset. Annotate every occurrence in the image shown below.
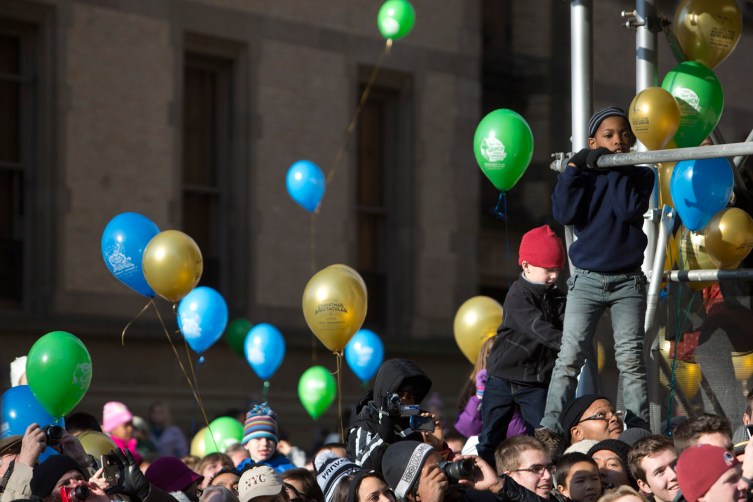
[242,403,278,445]
[588,106,629,137]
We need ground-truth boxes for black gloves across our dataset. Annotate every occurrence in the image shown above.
[567,147,613,170]
[108,449,151,501]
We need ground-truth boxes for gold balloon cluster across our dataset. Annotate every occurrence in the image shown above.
[673,0,742,69]
[142,230,203,302]
[302,264,368,352]
[629,88,680,151]
[452,296,503,363]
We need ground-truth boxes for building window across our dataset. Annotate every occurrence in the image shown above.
[182,50,234,291]
[355,76,412,335]
[0,13,43,309]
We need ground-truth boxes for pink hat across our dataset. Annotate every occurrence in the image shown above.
[518,225,566,269]
[102,401,134,433]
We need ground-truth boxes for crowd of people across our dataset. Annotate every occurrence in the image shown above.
[1,106,751,502]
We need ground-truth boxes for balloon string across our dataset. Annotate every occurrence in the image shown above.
[120,299,152,346]
[335,351,344,443]
[310,212,318,363]
[502,193,511,290]
[324,39,391,187]
[263,380,270,401]
[150,299,217,452]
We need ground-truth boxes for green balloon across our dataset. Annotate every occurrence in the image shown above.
[204,416,244,454]
[298,366,336,420]
[661,61,724,148]
[377,0,415,41]
[225,318,253,355]
[26,331,92,417]
[473,109,534,192]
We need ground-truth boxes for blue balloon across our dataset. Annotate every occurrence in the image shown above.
[670,157,733,231]
[245,323,285,380]
[1,385,62,438]
[286,160,326,212]
[101,212,160,297]
[345,329,385,382]
[177,286,229,354]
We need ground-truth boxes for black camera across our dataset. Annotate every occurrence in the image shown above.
[438,459,476,483]
[61,485,90,502]
[385,393,420,416]
[44,425,64,445]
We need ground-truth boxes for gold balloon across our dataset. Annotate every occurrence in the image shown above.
[658,162,676,209]
[302,265,368,352]
[596,341,606,373]
[190,426,207,457]
[629,87,681,151]
[733,352,753,381]
[453,296,503,363]
[673,0,742,69]
[679,228,716,290]
[704,208,753,269]
[661,360,701,398]
[142,230,203,303]
[76,431,117,458]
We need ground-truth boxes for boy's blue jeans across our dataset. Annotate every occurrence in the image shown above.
[476,375,547,466]
[540,268,650,432]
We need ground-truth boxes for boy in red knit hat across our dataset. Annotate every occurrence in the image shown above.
[476,225,566,466]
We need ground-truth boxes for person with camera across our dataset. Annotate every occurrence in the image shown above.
[1,423,96,502]
[381,441,548,502]
[30,454,110,502]
[347,359,449,473]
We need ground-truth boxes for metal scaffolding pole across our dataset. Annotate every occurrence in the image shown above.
[594,141,753,168]
[666,269,753,282]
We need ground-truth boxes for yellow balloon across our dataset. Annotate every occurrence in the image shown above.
[142,230,203,302]
[657,162,676,209]
[302,265,368,352]
[679,228,716,290]
[629,87,681,151]
[452,296,503,364]
[704,208,753,269]
[596,341,606,373]
[190,426,207,457]
[673,0,742,69]
[76,431,117,458]
[733,352,753,381]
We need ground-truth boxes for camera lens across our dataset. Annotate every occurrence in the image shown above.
[439,459,476,482]
[73,485,90,501]
[44,425,64,444]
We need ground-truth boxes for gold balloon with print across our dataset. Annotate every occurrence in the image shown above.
[302,265,368,352]
[679,228,716,291]
[673,0,742,69]
[704,208,753,269]
[629,87,680,151]
[142,230,203,303]
[453,296,504,364]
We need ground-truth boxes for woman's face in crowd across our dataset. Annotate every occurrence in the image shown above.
[245,437,276,462]
[358,476,395,502]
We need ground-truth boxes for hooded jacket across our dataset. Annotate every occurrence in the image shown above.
[346,359,432,472]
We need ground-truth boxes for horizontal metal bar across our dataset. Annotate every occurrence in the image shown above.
[596,141,753,167]
[665,269,753,282]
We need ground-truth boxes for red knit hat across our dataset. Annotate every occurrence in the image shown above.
[676,444,739,502]
[518,225,566,269]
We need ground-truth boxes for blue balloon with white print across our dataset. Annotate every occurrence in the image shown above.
[245,323,286,380]
[177,286,229,354]
[286,160,326,212]
[101,212,160,297]
[345,329,385,382]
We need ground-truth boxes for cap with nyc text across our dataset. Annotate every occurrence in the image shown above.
[238,466,283,502]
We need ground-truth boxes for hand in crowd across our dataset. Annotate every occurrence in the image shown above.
[89,467,112,492]
[17,423,46,467]
[64,479,109,502]
[456,455,504,493]
[417,463,449,502]
[420,413,445,450]
[108,448,152,499]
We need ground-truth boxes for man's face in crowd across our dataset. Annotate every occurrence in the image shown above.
[571,399,623,443]
[410,451,446,502]
[506,448,553,499]
[636,448,679,502]
[591,449,629,490]
[698,465,746,502]
[46,469,86,502]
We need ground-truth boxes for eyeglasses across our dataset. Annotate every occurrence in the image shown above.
[578,410,624,424]
[513,464,556,475]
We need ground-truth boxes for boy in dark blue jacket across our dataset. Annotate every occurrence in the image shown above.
[476,225,566,466]
[537,107,655,446]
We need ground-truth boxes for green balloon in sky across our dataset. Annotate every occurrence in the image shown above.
[473,109,534,192]
[204,416,244,454]
[26,331,92,417]
[298,366,336,420]
[377,0,416,41]
[225,318,253,356]
[661,61,724,148]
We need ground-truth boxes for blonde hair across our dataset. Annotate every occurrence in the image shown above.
[469,336,495,382]
[596,486,648,502]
